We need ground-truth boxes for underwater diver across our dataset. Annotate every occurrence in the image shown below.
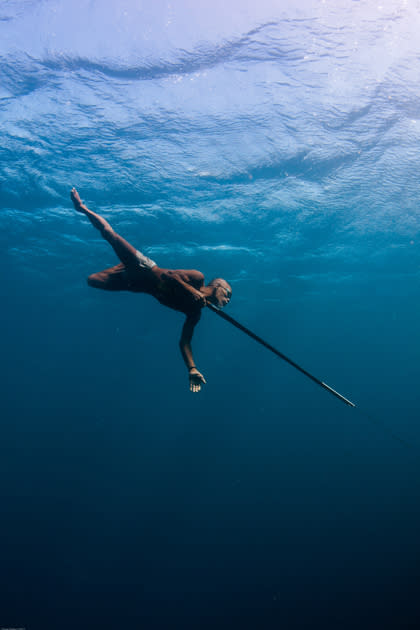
[70,188,232,393]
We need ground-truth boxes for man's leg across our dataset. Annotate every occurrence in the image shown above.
[87,263,130,290]
[71,188,139,267]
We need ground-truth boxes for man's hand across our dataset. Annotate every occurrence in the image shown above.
[189,368,206,393]
[190,290,207,307]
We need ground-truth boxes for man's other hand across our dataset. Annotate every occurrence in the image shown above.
[189,368,206,393]
[191,291,207,307]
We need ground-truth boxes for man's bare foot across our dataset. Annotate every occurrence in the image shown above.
[70,187,86,213]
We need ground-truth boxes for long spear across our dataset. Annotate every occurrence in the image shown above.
[206,302,356,408]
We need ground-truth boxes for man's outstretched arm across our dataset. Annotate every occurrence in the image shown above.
[179,312,206,393]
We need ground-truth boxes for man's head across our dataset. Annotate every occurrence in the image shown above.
[207,278,232,308]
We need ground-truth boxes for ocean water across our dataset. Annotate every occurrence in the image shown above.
[1,1,420,628]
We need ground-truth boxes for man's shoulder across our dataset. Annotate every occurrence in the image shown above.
[168,268,205,283]
[169,267,203,276]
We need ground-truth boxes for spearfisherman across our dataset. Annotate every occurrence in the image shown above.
[70,188,232,393]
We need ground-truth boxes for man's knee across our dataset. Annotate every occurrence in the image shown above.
[87,273,103,288]
[87,266,128,291]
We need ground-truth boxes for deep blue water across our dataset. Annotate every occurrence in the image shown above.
[1,1,420,629]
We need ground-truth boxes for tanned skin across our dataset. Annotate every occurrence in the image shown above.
[70,188,232,392]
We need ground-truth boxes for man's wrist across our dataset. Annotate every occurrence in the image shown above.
[188,366,196,371]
